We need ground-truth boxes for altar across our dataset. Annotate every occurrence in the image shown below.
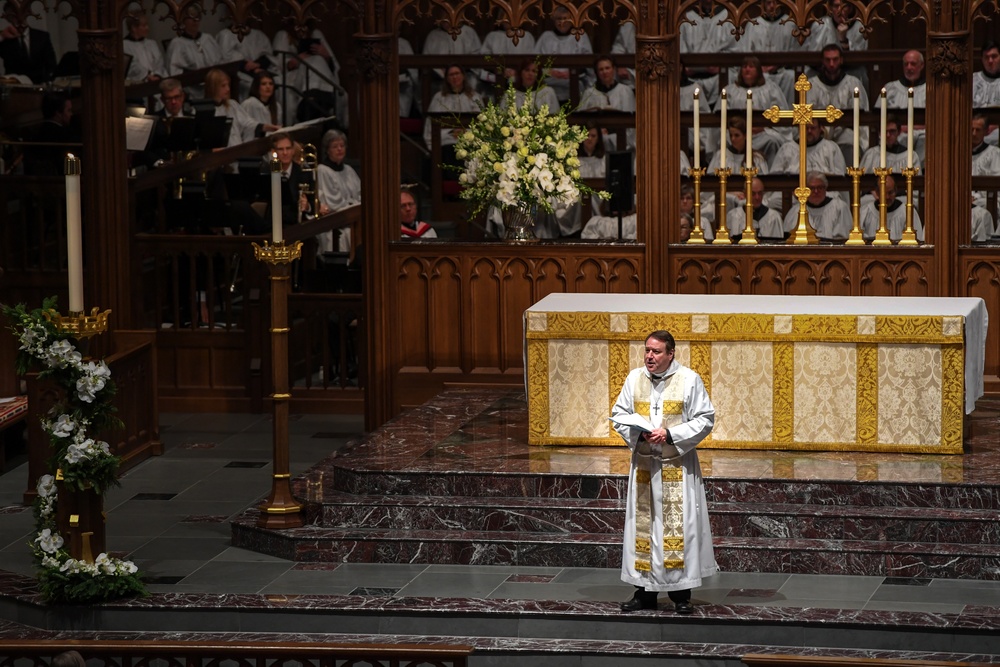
[524,294,988,454]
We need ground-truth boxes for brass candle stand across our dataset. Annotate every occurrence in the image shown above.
[738,167,759,245]
[44,307,111,338]
[687,168,708,244]
[899,166,920,246]
[712,168,732,244]
[872,167,894,247]
[253,239,304,529]
[845,166,866,246]
[789,185,816,245]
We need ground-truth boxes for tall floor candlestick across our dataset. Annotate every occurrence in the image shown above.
[899,166,920,246]
[738,167,758,245]
[688,168,707,244]
[873,167,893,246]
[845,166,866,245]
[270,153,283,243]
[712,167,732,244]
[65,154,83,313]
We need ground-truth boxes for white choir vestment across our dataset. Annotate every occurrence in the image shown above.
[423,90,482,150]
[783,196,852,240]
[860,198,924,243]
[535,30,594,102]
[165,32,223,76]
[770,137,846,176]
[972,141,1000,207]
[317,162,361,253]
[807,72,869,152]
[123,37,166,83]
[726,204,784,238]
[613,362,717,593]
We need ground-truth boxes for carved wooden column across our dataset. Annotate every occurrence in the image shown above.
[635,0,675,293]
[77,28,131,337]
[925,23,972,295]
[356,33,398,430]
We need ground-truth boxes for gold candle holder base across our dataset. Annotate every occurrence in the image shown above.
[44,307,111,339]
[845,166,866,246]
[253,240,304,264]
[899,166,920,246]
[738,167,759,245]
[687,168,708,244]
[872,167,894,247]
[712,168,732,244]
[789,186,816,245]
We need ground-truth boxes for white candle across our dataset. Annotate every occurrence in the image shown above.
[907,87,914,169]
[270,152,282,243]
[64,154,83,313]
[852,87,860,168]
[879,88,887,169]
[693,88,700,170]
[746,89,753,169]
[720,89,727,169]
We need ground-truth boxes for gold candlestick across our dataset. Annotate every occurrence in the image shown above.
[873,167,893,246]
[44,307,111,338]
[253,239,304,529]
[688,168,707,244]
[899,166,920,246]
[789,184,816,245]
[845,166,866,246]
[738,167,759,245]
[712,167,732,244]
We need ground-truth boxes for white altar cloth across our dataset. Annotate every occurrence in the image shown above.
[524,294,987,453]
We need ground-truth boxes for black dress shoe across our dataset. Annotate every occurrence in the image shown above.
[674,600,694,615]
[620,592,658,612]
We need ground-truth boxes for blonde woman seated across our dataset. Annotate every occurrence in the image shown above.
[317,129,361,253]
[203,69,263,147]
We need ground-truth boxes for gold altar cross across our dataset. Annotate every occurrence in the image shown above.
[763,74,844,245]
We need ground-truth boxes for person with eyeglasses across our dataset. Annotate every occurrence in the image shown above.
[165,4,222,79]
[781,171,852,243]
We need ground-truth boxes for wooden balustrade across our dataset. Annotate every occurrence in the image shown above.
[0,639,472,667]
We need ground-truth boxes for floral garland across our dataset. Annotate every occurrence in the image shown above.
[452,78,608,217]
[3,297,145,604]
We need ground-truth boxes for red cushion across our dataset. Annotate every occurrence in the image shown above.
[0,396,27,428]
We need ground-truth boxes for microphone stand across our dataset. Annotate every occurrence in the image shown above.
[610,168,623,240]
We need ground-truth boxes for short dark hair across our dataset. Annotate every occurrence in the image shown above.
[646,330,676,351]
[52,651,86,667]
[42,91,70,120]
[821,43,844,59]
[270,131,292,148]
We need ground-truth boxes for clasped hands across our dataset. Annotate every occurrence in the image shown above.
[636,428,681,460]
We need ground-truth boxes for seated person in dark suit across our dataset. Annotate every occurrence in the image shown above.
[0,4,57,83]
[267,132,314,228]
[24,91,76,176]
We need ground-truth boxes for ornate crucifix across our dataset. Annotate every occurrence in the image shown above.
[763,74,844,245]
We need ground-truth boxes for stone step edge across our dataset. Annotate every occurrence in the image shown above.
[311,493,1000,522]
[231,513,1000,557]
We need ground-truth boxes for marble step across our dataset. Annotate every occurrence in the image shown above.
[314,493,1000,545]
[231,509,1000,578]
[328,468,1000,509]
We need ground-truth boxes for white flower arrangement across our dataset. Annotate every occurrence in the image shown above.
[3,298,145,603]
[452,81,608,218]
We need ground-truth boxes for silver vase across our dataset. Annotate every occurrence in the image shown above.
[502,205,538,243]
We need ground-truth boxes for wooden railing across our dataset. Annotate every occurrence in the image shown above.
[0,639,472,667]
[743,654,998,667]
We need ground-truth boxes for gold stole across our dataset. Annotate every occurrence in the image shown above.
[633,372,686,573]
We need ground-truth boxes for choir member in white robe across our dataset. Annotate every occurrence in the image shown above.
[721,55,791,162]
[216,24,275,99]
[610,21,636,89]
[972,41,1000,109]
[423,65,483,153]
[804,0,868,54]
[860,115,920,172]
[554,124,606,237]
[272,25,343,124]
[316,129,361,253]
[705,117,777,215]
[880,51,926,161]
[679,0,735,107]
[477,28,535,93]
[422,24,482,89]
[680,72,720,160]
[972,113,1000,208]
[204,69,258,147]
[123,11,166,84]
[808,44,868,153]
[972,204,996,242]
[738,0,799,102]
[859,176,924,244]
[580,212,637,239]
[613,330,716,614]
[725,177,784,241]
[770,120,847,177]
[398,37,419,117]
[502,59,559,114]
[579,55,635,151]
[241,71,284,129]
[681,183,714,241]
[165,6,222,77]
[782,172,852,241]
[535,6,594,103]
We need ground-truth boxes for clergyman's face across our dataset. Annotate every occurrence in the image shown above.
[644,337,674,375]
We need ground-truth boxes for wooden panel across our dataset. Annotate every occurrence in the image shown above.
[426,257,464,372]
[961,250,1000,393]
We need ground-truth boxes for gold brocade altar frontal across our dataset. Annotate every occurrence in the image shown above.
[525,312,965,454]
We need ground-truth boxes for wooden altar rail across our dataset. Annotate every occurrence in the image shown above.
[742,654,997,667]
[23,330,161,504]
[0,639,472,667]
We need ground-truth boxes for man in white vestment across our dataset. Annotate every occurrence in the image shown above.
[613,331,716,615]
[808,43,868,155]
[726,177,784,242]
[972,112,1000,209]
[770,119,847,177]
[783,172,852,241]
[860,175,923,243]
[860,115,921,172]
[972,203,996,242]
[881,50,926,161]
[579,55,635,151]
